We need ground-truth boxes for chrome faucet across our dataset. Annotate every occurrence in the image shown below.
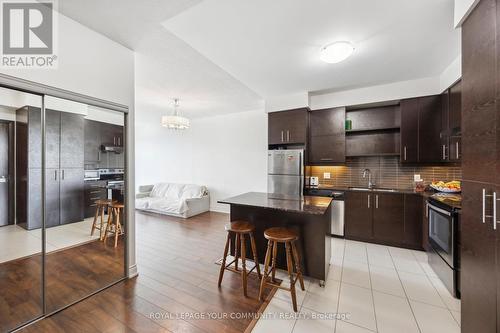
[363,168,375,188]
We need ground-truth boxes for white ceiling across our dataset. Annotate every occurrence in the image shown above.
[162,0,461,98]
[56,0,264,118]
[57,0,460,115]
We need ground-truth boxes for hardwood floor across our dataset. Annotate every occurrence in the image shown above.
[19,211,277,333]
[0,239,124,333]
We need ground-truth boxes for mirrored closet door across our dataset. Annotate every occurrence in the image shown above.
[0,88,43,332]
[0,88,127,332]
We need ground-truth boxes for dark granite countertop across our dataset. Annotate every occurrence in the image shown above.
[304,185,461,209]
[218,192,333,215]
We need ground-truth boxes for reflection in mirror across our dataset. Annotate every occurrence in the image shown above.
[0,88,43,331]
[43,97,125,313]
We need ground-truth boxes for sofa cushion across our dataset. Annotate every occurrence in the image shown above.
[181,184,207,200]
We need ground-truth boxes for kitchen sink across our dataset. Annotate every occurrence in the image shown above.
[372,188,397,192]
[348,187,397,192]
[348,187,371,191]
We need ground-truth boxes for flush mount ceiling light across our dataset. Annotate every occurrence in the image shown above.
[161,98,190,130]
[320,41,355,64]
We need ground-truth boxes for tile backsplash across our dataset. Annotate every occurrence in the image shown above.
[307,156,462,190]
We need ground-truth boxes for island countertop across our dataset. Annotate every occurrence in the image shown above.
[218,192,332,215]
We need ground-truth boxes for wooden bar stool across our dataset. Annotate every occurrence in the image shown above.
[218,220,261,297]
[258,227,305,312]
[103,202,124,247]
[90,199,114,240]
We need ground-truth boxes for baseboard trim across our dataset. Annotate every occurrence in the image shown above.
[128,264,138,278]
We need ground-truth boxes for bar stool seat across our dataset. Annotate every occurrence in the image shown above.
[103,202,124,247]
[224,221,255,234]
[259,227,305,312]
[264,227,298,242]
[218,220,261,297]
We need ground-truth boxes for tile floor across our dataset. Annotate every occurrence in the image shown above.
[252,238,460,333]
[0,217,101,263]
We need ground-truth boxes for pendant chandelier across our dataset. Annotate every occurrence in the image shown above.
[161,98,190,130]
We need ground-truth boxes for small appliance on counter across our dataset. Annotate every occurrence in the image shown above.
[310,176,319,186]
[427,193,462,298]
[304,188,345,237]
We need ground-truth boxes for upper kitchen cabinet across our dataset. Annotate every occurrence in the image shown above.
[400,95,443,164]
[445,80,462,162]
[345,104,401,157]
[268,108,308,145]
[400,98,419,163]
[60,112,84,168]
[418,95,443,163]
[309,107,345,164]
[84,119,102,163]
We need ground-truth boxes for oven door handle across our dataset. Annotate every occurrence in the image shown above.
[428,203,452,216]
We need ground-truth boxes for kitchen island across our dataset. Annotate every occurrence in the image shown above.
[218,192,332,283]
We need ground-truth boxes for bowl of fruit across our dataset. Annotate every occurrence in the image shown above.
[429,180,461,193]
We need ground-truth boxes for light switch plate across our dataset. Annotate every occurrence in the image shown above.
[323,172,331,179]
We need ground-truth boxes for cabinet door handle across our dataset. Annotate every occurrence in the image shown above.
[425,202,429,218]
[367,195,370,208]
[403,146,407,161]
[442,145,447,160]
[456,141,459,160]
[62,169,65,180]
[483,189,487,223]
[281,131,284,142]
[287,130,290,142]
[494,192,497,230]
[320,158,333,161]
[54,170,57,181]
[114,137,116,145]
[375,195,379,209]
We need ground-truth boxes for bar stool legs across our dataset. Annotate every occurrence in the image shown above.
[103,203,124,247]
[258,227,305,312]
[218,221,262,297]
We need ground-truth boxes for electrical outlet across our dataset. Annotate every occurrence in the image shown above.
[323,172,331,179]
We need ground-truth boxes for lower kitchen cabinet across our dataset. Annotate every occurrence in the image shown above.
[345,191,373,240]
[345,191,423,249]
[403,194,423,248]
[373,193,404,243]
[60,168,84,224]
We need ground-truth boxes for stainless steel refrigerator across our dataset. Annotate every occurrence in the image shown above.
[267,149,304,197]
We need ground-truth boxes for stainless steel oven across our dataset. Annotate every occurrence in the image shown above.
[427,196,461,298]
[429,202,456,267]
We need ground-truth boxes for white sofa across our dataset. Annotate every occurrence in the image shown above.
[135,183,210,218]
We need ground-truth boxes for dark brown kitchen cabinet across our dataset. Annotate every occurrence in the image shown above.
[16,107,85,230]
[441,80,462,162]
[345,191,373,240]
[400,95,443,163]
[461,0,500,331]
[400,99,419,163]
[345,191,422,249]
[84,119,102,163]
[404,194,423,248]
[373,193,404,243]
[309,107,345,164]
[418,95,443,163]
[268,108,308,145]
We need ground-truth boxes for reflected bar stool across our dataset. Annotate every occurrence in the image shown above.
[103,202,124,247]
[258,227,305,312]
[91,199,115,240]
[218,220,261,297]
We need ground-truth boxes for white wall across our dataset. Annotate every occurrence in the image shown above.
[454,0,481,27]
[135,108,268,213]
[0,12,134,107]
[309,77,441,110]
